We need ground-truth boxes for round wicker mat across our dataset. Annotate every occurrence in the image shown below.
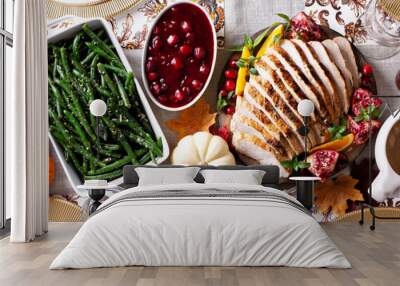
[49,196,83,222]
[333,207,400,223]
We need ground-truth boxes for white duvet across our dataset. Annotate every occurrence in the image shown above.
[50,183,350,269]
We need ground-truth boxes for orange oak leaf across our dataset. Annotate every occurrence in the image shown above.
[166,98,216,140]
[315,175,363,217]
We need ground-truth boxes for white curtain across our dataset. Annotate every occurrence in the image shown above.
[8,0,48,242]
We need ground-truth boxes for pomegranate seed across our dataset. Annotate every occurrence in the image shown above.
[224,80,236,92]
[179,44,193,57]
[228,59,238,69]
[199,64,210,75]
[151,83,161,96]
[152,36,162,50]
[191,79,203,91]
[175,89,185,101]
[147,72,159,81]
[146,61,156,72]
[167,34,179,46]
[226,105,235,115]
[185,32,195,43]
[225,69,237,79]
[396,71,400,90]
[171,57,184,70]
[181,21,192,33]
[219,90,228,97]
[194,47,206,60]
[158,95,167,104]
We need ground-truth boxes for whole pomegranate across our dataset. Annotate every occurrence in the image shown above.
[307,150,340,179]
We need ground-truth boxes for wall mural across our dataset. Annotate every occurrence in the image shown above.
[47,0,400,223]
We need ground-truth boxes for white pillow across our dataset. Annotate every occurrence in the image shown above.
[136,167,200,186]
[200,169,266,185]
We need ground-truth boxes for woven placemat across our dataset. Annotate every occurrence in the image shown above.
[47,0,142,19]
[381,0,400,21]
[49,196,83,222]
[333,207,400,223]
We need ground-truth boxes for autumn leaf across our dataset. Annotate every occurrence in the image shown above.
[315,175,363,217]
[166,98,217,140]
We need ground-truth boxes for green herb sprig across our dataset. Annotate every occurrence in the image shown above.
[328,117,348,140]
[281,157,310,172]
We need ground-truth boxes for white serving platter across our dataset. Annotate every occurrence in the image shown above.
[48,17,169,197]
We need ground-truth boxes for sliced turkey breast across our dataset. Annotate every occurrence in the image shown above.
[291,39,341,120]
[232,97,290,159]
[322,39,353,101]
[243,84,304,154]
[255,62,325,145]
[334,36,360,88]
[235,95,296,159]
[308,41,349,114]
[279,40,335,122]
[262,50,329,122]
[232,132,290,178]
[250,75,319,147]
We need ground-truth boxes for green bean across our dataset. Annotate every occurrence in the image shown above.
[84,169,123,180]
[114,74,131,108]
[81,51,96,65]
[88,155,134,175]
[82,24,120,62]
[97,63,118,95]
[72,32,83,60]
[63,109,90,150]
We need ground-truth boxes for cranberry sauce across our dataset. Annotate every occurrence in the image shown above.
[145,3,215,108]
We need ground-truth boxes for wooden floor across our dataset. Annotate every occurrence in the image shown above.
[0,223,399,286]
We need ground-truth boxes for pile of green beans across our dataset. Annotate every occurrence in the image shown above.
[48,24,162,181]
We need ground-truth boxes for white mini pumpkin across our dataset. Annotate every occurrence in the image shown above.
[171,132,236,166]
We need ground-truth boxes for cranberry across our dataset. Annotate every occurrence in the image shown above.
[194,47,206,60]
[219,90,228,97]
[167,34,179,46]
[224,80,236,92]
[146,60,156,72]
[396,71,400,90]
[191,79,203,91]
[147,72,159,81]
[182,86,191,95]
[152,36,162,50]
[161,83,168,92]
[226,105,235,115]
[225,69,237,79]
[199,64,210,75]
[151,83,161,96]
[362,63,373,76]
[181,21,192,33]
[185,32,195,43]
[152,26,161,35]
[158,95,167,104]
[171,57,184,70]
[228,59,238,69]
[174,89,185,101]
[179,44,192,57]
[168,20,177,30]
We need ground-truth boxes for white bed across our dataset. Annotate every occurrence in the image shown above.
[50,183,351,269]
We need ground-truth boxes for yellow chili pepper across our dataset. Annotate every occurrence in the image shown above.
[235,45,251,97]
[256,24,285,58]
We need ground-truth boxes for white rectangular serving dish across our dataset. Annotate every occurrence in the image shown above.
[48,18,169,197]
